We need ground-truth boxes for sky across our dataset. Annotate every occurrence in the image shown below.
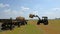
[0,0,60,19]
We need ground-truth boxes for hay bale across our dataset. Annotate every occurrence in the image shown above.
[16,16,25,21]
[29,14,34,18]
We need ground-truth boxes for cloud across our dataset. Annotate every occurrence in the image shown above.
[52,8,60,11]
[4,9,19,15]
[0,9,18,18]
[31,10,38,15]
[0,7,29,18]
[4,9,24,15]
[0,3,9,8]
[41,8,60,19]
[3,6,30,15]
[21,6,30,11]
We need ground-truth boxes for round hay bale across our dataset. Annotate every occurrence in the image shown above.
[29,14,34,18]
[16,16,25,21]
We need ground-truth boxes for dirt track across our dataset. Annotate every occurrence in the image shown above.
[31,20,60,34]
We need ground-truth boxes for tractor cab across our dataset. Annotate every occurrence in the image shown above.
[41,16,48,25]
[42,16,48,21]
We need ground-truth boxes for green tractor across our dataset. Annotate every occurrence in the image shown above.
[29,14,48,25]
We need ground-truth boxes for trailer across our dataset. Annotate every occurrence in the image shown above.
[0,17,27,30]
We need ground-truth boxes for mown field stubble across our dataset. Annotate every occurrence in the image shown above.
[0,20,60,34]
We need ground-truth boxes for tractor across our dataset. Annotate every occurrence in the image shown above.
[29,14,48,25]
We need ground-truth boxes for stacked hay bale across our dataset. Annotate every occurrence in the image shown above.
[16,16,25,22]
[16,16,27,26]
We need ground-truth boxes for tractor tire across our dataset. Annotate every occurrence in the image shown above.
[37,21,40,25]
[43,21,48,25]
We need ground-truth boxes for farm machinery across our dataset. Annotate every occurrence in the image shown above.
[29,14,48,25]
[0,17,27,30]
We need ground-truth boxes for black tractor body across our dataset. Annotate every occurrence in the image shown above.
[37,16,48,25]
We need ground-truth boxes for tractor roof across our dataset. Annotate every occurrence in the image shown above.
[42,16,48,18]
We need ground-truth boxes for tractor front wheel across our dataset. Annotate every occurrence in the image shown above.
[43,21,48,25]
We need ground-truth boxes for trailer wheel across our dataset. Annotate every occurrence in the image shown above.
[18,23,21,27]
[1,23,6,30]
[25,21,27,25]
[9,25,14,30]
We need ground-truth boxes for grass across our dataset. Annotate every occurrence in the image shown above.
[36,20,60,34]
[0,20,43,34]
[0,20,60,34]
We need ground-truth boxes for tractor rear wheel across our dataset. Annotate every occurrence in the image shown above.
[37,21,40,25]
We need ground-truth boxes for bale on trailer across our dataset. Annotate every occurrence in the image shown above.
[16,17,25,21]
[29,14,34,18]
[16,16,27,26]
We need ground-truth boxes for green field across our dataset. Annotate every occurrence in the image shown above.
[0,20,60,34]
